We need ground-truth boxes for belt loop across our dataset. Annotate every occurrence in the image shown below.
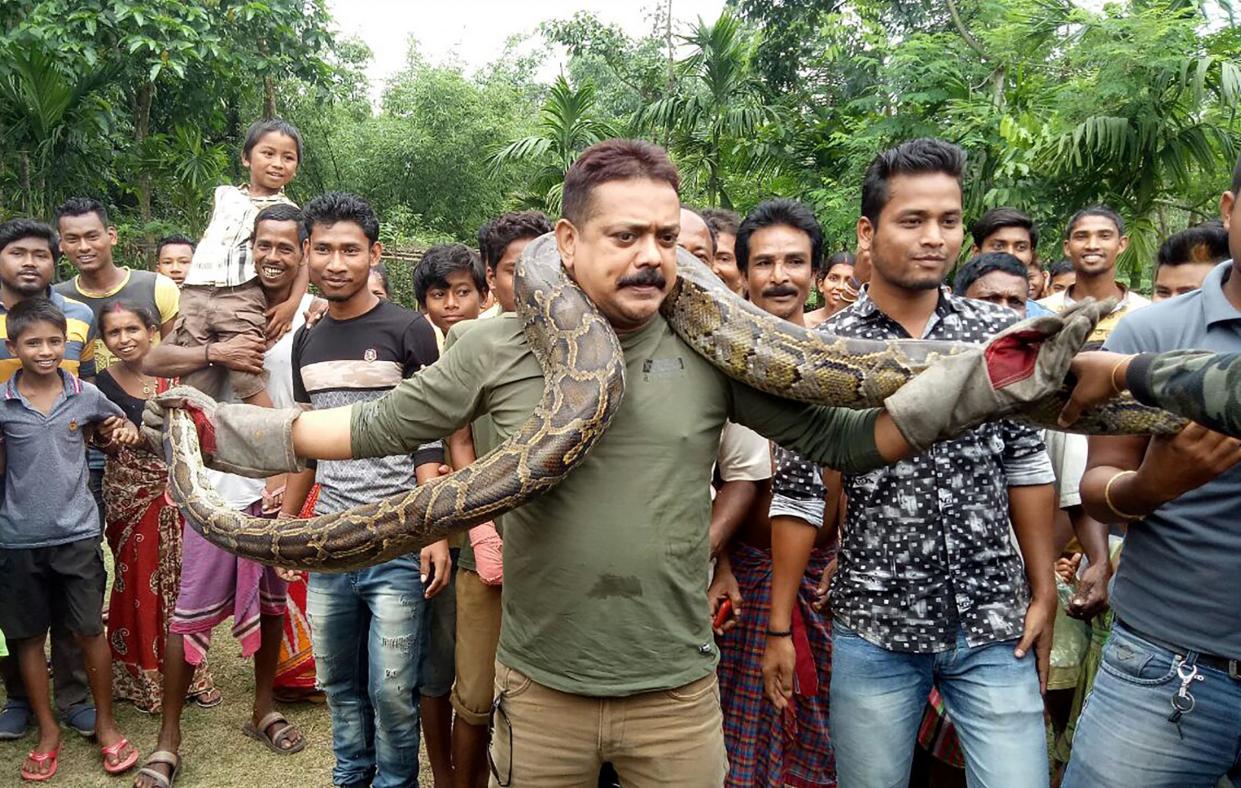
[1230,660,1240,681]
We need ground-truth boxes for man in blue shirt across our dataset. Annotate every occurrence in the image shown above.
[1063,158,1241,787]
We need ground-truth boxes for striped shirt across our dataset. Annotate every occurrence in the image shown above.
[0,290,96,382]
[292,300,443,514]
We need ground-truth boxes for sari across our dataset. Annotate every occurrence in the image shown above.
[104,444,215,712]
[273,484,320,700]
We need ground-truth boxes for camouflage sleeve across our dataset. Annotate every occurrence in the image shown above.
[1126,351,1241,437]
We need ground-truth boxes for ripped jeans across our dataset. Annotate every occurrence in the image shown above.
[309,555,426,788]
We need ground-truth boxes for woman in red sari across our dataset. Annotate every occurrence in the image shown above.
[96,303,217,712]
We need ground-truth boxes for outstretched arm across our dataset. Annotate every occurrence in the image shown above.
[1064,350,1241,437]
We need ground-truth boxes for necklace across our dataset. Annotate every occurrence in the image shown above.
[115,365,156,397]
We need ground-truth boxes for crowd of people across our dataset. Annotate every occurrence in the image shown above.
[0,116,1238,788]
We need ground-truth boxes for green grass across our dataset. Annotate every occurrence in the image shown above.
[0,626,435,786]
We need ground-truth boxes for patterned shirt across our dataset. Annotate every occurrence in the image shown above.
[185,185,295,288]
[824,287,1055,653]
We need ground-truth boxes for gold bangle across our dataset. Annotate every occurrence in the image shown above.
[1109,356,1131,397]
[1104,470,1142,521]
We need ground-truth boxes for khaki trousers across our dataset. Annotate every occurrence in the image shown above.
[488,662,728,787]
[451,568,503,726]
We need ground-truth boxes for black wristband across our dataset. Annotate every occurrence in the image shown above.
[766,629,793,638]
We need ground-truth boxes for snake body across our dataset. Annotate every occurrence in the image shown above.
[165,236,1186,571]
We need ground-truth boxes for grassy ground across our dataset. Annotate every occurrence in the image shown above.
[0,625,435,786]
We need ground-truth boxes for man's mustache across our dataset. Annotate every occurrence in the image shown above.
[618,269,668,289]
[762,285,800,299]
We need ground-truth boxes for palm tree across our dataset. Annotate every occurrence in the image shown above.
[1040,42,1241,286]
[0,46,115,216]
[489,75,618,215]
[637,11,779,208]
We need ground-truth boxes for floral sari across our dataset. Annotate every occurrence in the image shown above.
[104,441,215,712]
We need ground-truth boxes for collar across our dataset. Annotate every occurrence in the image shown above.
[3,368,79,402]
[1201,261,1241,327]
[849,283,962,322]
[1062,280,1139,314]
[71,267,133,299]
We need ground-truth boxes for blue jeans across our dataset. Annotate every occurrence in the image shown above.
[1063,621,1241,787]
[830,623,1048,788]
[308,554,426,788]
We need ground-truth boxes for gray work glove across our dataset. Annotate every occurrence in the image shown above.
[142,385,305,477]
[885,299,1114,452]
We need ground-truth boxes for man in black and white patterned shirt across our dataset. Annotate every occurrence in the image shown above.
[768,139,1058,788]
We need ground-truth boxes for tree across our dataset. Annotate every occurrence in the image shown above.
[489,75,618,214]
[637,11,779,208]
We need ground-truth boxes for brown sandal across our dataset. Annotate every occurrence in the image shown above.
[242,712,305,755]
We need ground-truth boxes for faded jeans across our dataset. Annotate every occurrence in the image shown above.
[1063,620,1241,788]
[308,554,426,788]
[830,623,1049,788]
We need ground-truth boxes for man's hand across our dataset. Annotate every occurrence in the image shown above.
[1137,422,1241,506]
[302,298,329,328]
[1068,556,1112,621]
[812,557,836,612]
[274,567,304,583]
[707,560,743,636]
[261,475,286,515]
[762,636,796,710]
[100,416,140,447]
[208,335,266,375]
[421,539,452,599]
[265,297,300,342]
[1014,593,1056,694]
[1059,351,1134,427]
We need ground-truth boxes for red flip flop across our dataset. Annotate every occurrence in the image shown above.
[21,747,59,782]
[102,737,140,775]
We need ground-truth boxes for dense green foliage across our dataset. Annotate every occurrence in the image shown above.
[2,0,1238,289]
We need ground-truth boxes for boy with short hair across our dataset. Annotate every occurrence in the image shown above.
[413,244,488,344]
[0,297,140,781]
[410,242,491,785]
[446,210,552,787]
[155,234,195,288]
[173,118,309,405]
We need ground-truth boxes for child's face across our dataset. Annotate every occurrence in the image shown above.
[368,271,389,301]
[423,270,482,333]
[244,132,300,194]
[488,237,532,313]
[7,320,65,377]
[156,243,193,287]
[101,311,155,365]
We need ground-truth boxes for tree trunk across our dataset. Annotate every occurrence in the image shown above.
[134,81,155,241]
[18,150,31,214]
[264,75,277,118]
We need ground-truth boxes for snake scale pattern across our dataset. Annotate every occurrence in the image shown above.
[165,235,1186,571]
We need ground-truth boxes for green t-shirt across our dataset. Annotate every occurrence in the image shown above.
[352,312,885,696]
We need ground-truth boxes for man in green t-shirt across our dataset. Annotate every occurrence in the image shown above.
[149,140,1100,785]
